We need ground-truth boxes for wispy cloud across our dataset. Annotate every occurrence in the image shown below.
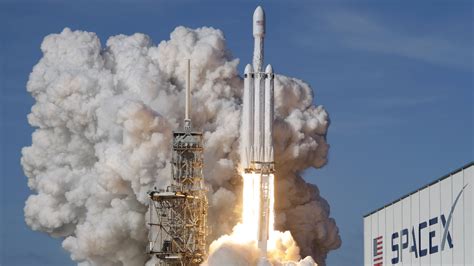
[329,94,439,133]
[330,11,472,69]
[330,115,403,134]
[298,9,473,70]
[362,95,439,109]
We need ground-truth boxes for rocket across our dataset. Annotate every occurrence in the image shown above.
[240,6,275,256]
[241,6,274,171]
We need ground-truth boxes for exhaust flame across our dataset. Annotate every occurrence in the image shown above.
[242,173,259,239]
[205,171,315,265]
[240,172,275,245]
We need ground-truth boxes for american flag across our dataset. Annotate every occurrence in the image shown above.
[373,236,383,266]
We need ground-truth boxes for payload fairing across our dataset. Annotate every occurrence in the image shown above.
[240,6,275,256]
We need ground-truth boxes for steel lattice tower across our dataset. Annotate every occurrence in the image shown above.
[147,60,208,266]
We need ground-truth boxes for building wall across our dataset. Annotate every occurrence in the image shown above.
[363,164,473,266]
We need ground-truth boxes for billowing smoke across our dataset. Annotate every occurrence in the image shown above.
[22,26,341,266]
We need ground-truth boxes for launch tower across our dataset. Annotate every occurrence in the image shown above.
[147,60,208,266]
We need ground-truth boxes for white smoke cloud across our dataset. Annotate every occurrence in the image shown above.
[22,26,340,266]
[204,225,310,266]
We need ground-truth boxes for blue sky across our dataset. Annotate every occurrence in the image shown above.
[0,0,472,265]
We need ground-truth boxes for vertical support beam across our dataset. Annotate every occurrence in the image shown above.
[185,59,191,131]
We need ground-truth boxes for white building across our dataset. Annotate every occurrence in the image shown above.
[363,162,473,266]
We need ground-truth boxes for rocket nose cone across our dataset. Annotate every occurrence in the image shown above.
[253,6,265,21]
[245,64,254,73]
[265,64,273,73]
[253,6,265,36]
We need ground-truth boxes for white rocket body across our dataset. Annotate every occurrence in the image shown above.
[242,6,274,169]
[263,64,274,163]
[253,6,264,72]
[240,6,275,257]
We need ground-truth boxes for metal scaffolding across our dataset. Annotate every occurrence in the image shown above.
[147,130,208,266]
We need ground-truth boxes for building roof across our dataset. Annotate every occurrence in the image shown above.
[363,161,474,218]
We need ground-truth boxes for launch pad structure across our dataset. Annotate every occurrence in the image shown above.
[147,60,208,266]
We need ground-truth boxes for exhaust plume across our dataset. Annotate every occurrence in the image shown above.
[22,26,340,265]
